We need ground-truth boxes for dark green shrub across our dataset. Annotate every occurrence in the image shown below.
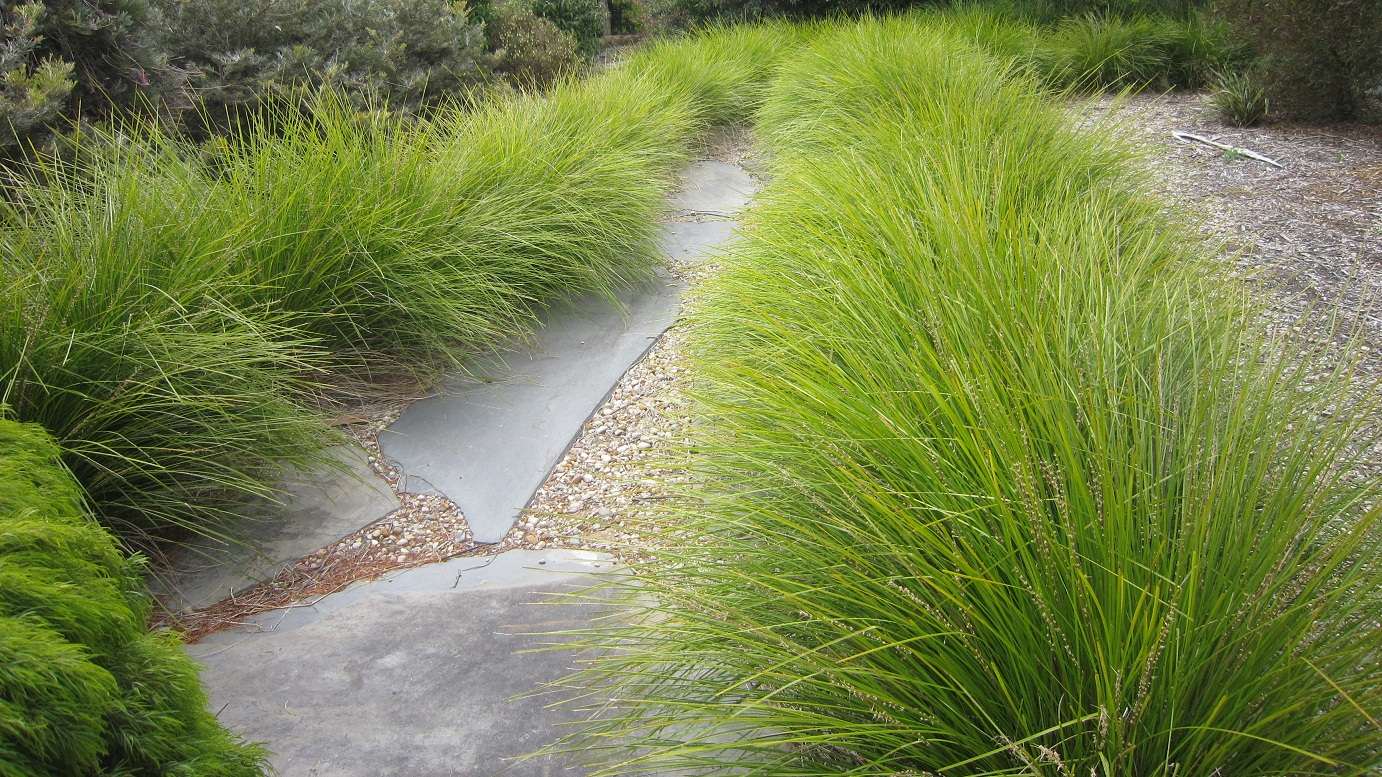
[994,0,1202,21]
[0,416,267,775]
[0,0,178,155]
[158,0,488,131]
[531,0,610,57]
[1212,69,1268,125]
[1,4,75,153]
[488,1,583,88]
[1215,0,1382,121]
[608,0,645,34]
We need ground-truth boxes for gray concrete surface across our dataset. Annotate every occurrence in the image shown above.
[658,220,738,266]
[669,161,755,215]
[380,270,683,543]
[153,446,398,612]
[191,550,615,777]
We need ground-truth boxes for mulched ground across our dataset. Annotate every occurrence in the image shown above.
[1117,90,1381,475]
[1126,92,1380,351]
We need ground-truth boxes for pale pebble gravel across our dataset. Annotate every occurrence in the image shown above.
[504,326,692,562]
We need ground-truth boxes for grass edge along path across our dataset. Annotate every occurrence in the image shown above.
[544,17,1382,777]
[0,40,786,546]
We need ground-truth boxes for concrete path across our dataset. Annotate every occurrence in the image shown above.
[191,551,614,777]
[380,272,682,543]
[669,161,755,215]
[152,446,399,611]
[188,159,753,775]
[380,162,753,544]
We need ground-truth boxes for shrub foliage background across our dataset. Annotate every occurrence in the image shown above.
[160,0,489,132]
[1215,0,1382,120]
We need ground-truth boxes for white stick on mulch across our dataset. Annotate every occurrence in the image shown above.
[1173,131,1286,169]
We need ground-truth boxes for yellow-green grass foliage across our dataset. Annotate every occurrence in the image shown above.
[556,17,1381,776]
[0,416,266,775]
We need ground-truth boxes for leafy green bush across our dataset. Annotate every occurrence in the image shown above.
[488,0,583,89]
[531,0,610,57]
[1,4,75,153]
[0,0,178,156]
[1215,0,1382,121]
[608,0,646,34]
[0,416,267,774]
[158,0,488,132]
[1212,69,1268,125]
[994,0,1203,21]
[556,18,1382,775]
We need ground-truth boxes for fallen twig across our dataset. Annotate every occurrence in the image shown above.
[1173,131,1285,169]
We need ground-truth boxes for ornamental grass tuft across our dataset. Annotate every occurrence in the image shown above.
[0,74,707,542]
[553,17,1382,776]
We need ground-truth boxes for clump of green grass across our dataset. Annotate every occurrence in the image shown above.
[0,416,267,774]
[1028,10,1240,91]
[1038,14,1174,89]
[553,17,1382,776]
[623,21,814,127]
[0,216,335,541]
[0,69,722,541]
[1211,69,1269,126]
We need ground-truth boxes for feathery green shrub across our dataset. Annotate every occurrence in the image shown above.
[1,4,75,154]
[0,416,266,774]
[556,17,1382,775]
[1,0,178,156]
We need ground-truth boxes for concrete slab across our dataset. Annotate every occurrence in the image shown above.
[659,220,738,266]
[668,161,755,215]
[190,550,615,777]
[152,446,398,612]
[380,271,682,543]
